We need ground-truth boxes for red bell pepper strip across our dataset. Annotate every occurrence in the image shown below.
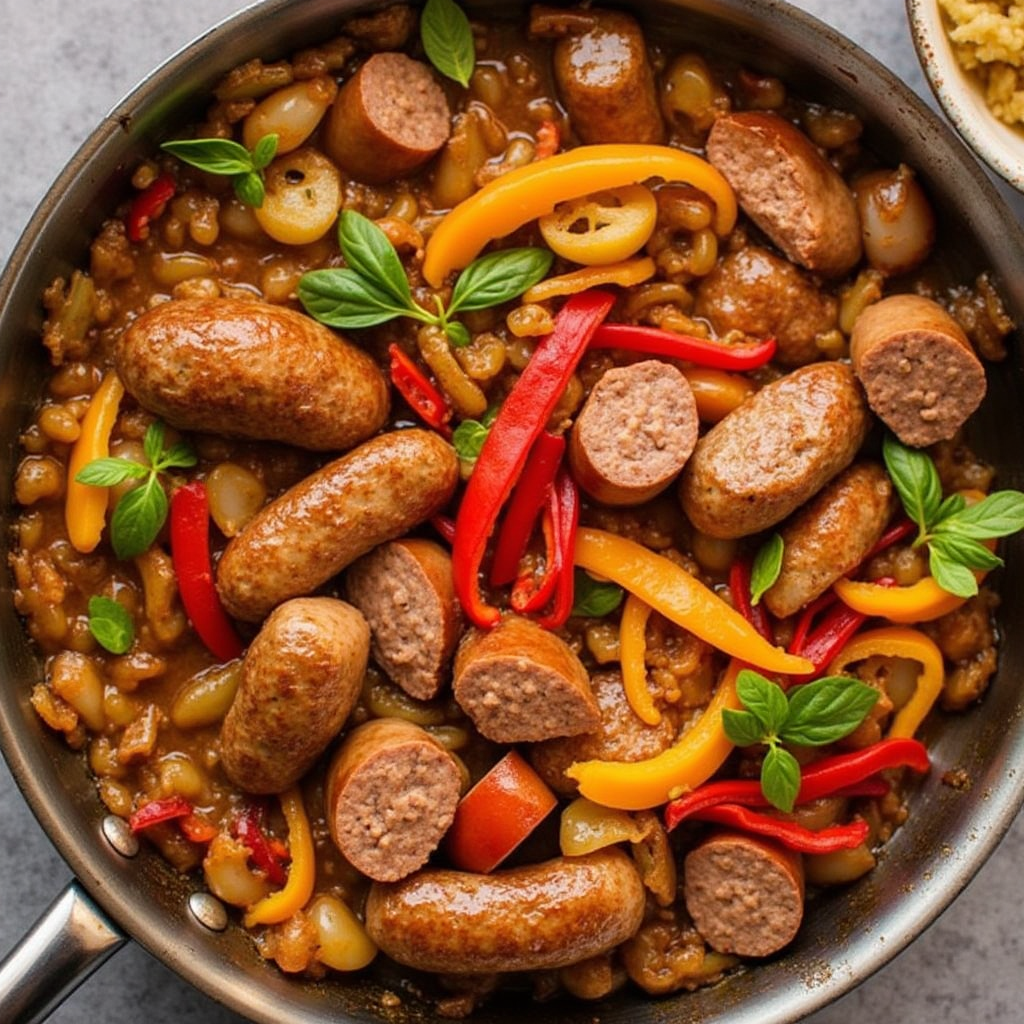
[233,803,289,886]
[691,803,871,853]
[388,343,452,438]
[170,482,245,663]
[535,469,580,630]
[126,173,176,243]
[128,795,193,833]
[452,290,615,628]
[788,591,839,656]
[788,600,867,681]
[431,514,457,546]
[728,558,774,644]
[510,499,560,614]
[862,516,916,563]
[490,431,566,586]
[589,323,776,371]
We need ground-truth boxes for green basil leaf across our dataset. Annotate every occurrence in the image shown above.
[298,268,416,328]
[452,419,490,462]
[420,0,476,87]
[761,745,802,813]
[161,137,256,176]
[445,321,473,348]
[447,248,555,315]
[928,544,979,598]
[780,676,879,746]
[158,441,198,471]
[337,210,414,309]
[935,489,1024,539]
[935,493,967,522]
[735,669,789,735]
[234,171,266,209]
[250,133,279,171]
[87,595,135,655]
[570,570,625,618]
[721,708,767,748]
[929,533,1003,571]
[142,421,165,468]
[750,533,784,606]
[74,458,149,487]
[110,478,168,560]
[883,434,942,534]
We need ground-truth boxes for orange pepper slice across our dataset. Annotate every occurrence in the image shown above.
[619,593,660,726]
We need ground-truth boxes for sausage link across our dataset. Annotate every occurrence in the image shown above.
[219,597,368,794]
[216,429,459,622]
[365,849,646,973]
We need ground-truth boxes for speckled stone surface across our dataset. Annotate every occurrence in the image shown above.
[1,2,1022,1022]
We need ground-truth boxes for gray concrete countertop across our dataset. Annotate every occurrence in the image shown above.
[1,1,1022,1021]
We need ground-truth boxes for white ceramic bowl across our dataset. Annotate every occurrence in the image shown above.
[907,0,1024,190]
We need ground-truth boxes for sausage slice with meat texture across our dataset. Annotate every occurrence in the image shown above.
[217,429,459,623]
[706,111,861,278]
[345,538,461,700]
[529,6,664,144]
[116,298,389,451]
[850,293,986,448]
[365,848,645,973]
[694,246,839,367]
[763,462,895,618]
[453,615,599,743]
[325,717,462,883]
[679,361,870,540]
[323,53,450,184]
[569,360,698,506]
[684,831,805,957]
[219,597,369,794]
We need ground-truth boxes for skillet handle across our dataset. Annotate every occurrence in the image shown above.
[0,881,126,1024]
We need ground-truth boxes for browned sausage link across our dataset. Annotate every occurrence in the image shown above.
[529,6,664,145]
[219,597,369,794]
[683,831,805,957]
[763,462,895,618]
[706,111,862,277]
[679,361,870,540]
[453,615,599,743]
[345,538,462,700]
[216,429,459,622]
[325,717,462,883]
[569,360,698,506]
[693,245,839,368]
[115,298,389,451]
[850,293,987,448]
[323,53,451,184]
[365,849,646,973]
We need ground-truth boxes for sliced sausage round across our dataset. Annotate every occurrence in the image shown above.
[530,670,682,795]
[569,360,698,506]
[679,361,870,539]
[365,849,646,973]
[694,246,839,367]
[323,53,450,184]
[763,461,895,618]
[529,6,664,144]
[325,717,462,883]
[684,831,805,957]
[453,615,599,743]
[345,538,462,701]
[850,293,986,448]
[706,111,861,278]
[219,597,368,794]
[115,298,389,452]
[216,429,459,623]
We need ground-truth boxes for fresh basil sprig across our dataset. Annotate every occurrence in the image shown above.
[87,595,135,655]
[75,421,197,560]
[420,0,476,87]
[722,669,879,812]
[452,406,499,467]
[298,210,552,346]
[750,533,784,606]
[571,570,625,618]
[882,434,1024,598]
[160,133,279,207]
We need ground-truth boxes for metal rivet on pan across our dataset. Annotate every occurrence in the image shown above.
[101,814,140,858]
[188,891,229,932]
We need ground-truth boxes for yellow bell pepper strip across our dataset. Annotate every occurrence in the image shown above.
[574,528,813,675]
[620,593,660,726]
[832,575,967,624]
[826,626,945,739]
[681,367,755,423]
[66,370,125,553]
[566,658,744,810]
[522,256,655,303]
[422,144,737,287]
[243,786,315,927]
